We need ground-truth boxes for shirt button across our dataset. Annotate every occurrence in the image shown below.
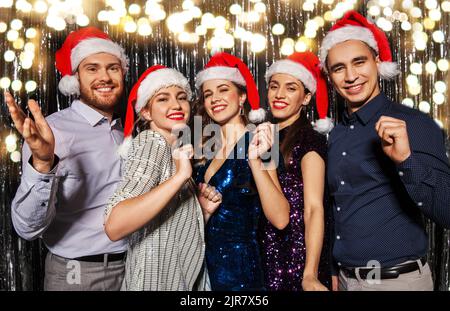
[398,171,404,177]
[417,202,423,207]
[336,235,341,240]
[340,180,345,185]
[349,125,355,130]
[337,207,341,212]
[342,152,347,156]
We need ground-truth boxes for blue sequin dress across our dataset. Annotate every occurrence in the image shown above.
[195,132,265,291]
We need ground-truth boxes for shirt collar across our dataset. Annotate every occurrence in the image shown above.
[71,100,121,127]
[111,115,123,130]
[343,92,389,126]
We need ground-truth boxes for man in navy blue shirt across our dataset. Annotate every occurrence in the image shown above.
[319,11,450,291]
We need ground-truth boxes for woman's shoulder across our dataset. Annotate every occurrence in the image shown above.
[133,129,167,145]
[130,130,171,158]
[292,125,327,160]
[293,124,326,145]
[132,130,169,149]
[305,125,327,144]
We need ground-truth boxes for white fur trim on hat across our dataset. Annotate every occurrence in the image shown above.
[265,60,317,94]
[248,108,267,123]
[58,75,80,96]
[117,136,132,158]
[313,117,334,134]
[71,38,129,73]
[319,25,378,72]
[195,66,246,89]
[377,61,400,80]
[135,68,192,113]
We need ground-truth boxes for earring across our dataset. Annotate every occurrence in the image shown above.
[239,103,244,115]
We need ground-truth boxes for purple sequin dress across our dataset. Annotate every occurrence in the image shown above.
[260,118,331,291]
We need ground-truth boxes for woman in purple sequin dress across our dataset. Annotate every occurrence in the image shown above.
[260,52,332,291]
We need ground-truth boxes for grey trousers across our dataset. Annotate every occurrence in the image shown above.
[44,252,125,291]
[338,259,434,291]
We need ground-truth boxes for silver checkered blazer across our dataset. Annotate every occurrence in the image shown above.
[105,130,210,291]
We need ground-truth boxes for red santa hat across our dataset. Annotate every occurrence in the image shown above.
[319,10,399,80]
[55,27,129,96]
[195,52,266,123]
[266,51,333,134]
[118,65,192,157]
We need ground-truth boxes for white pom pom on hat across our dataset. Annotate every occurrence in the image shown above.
[58,75,80,97]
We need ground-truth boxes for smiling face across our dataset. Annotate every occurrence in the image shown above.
[77,52,124,116]
[201,79,246,125]
[140,86,190,139]
[326,39,381,113]
[268,73,311,125]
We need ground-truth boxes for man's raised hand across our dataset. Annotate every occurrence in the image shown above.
[4,92,55,173]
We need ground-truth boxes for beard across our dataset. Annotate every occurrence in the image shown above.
[79,82,123,115]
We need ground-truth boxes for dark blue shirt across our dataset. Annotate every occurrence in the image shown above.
[327,92,450,269]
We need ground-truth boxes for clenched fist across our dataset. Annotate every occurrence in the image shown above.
[375,116,411,165]
[172,144,194,182]
[249,122,274,161]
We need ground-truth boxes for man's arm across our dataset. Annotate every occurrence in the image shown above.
[376,115,450,228]
[11,142,59,240]
[4,92,59,239]
[396,139,450,228]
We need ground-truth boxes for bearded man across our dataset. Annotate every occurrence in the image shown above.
[5,27,128,291]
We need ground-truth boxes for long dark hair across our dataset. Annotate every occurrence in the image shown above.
[278,108,311,167]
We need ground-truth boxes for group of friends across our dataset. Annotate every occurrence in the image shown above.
[5,11,450,291]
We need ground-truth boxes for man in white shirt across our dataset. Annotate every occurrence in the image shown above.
[5,27,129,290]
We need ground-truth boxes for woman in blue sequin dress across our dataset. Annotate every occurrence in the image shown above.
[194,53,290,291]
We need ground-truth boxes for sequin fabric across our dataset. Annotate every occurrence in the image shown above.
[105,130,209,291]
[260,122,331,291]
[195,132,265,291]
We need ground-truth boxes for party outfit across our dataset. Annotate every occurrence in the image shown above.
[106,130,208,290]
[194,52,267,290]
[105,65,209,290]
[320,11,450,290]
[328,92,449,290]
[261,117,331,290]
[195,133,265,290]
[261,51,332,290]
[11,27,129,291]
